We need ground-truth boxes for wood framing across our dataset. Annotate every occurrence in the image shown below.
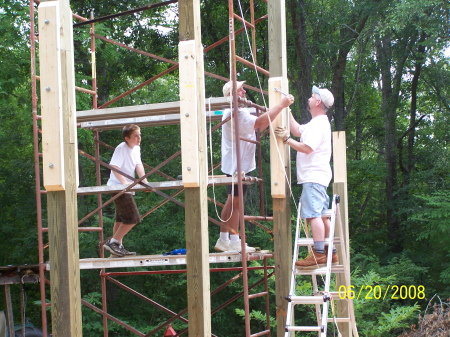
[268,1,291,336]
[38,1,82,336]
[179,40,200,187]
[178,0,212,336]
[39,1,65,191]
[269,77,287,198]
[333,131,351,337]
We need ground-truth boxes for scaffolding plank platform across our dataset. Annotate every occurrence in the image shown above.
[78,98,258,130]
[78,97,227,120]
[77,176,258,195]
[45,252,274,270]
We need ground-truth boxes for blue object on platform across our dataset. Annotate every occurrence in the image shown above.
[163,249,187,256]
[214,110,223,115]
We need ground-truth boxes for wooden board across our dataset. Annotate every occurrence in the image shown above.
[39,2,65,191]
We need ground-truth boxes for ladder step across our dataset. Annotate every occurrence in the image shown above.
[296,237,340,246]
[294,265,345,275]
[285,326,323,332]
[327,317,352,323]
[286,295,330,305]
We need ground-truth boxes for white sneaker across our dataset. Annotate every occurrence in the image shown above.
[214,239,231,252]
[229,240,256,253]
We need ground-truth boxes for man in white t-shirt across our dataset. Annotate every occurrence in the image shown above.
[275,85,337,268]
[103,124,148,257]
[214,80,294,252]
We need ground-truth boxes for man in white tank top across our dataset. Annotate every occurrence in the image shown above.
[214,80,294,252]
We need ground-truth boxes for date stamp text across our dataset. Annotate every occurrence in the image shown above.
[338,285,425,300]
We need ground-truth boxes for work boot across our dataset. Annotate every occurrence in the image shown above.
[325,248,339,265]
[295,250,327,269]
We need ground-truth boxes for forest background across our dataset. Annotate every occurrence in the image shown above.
[0,0,449,336]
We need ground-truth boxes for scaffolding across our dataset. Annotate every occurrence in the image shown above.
[30,0,294,336]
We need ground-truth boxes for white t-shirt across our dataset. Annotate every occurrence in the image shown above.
[107,142,143,186]
[221,107,257,175]
[296,115,332,187]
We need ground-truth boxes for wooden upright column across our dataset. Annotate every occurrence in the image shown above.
[38,1,81,336]
[333,131,351,337]
[268,1,291,336]
[179,1,211,336]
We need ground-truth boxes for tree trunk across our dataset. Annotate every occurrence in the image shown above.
[288,0,312,124]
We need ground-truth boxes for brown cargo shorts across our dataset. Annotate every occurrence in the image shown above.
[112,193,141,225]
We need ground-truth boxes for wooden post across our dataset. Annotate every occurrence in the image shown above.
[38,1,82,336]
[270,77,287,198]
[4,285,14,337]
[179,1,211,336]
[268,1,291,336]
[333,131,351,337]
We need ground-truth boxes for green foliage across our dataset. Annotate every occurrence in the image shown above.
[351,253,429,336]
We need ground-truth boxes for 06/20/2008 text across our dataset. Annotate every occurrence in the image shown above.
[338,285,425,300]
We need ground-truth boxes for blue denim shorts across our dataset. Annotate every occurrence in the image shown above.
[300,182,330,219]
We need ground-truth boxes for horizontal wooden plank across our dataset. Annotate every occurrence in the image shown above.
[80,106,258,130]
[77,97,231,123]
[77,176,259,195]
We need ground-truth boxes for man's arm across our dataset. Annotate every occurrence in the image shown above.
[286,138,313,154]
[289,110,302,137]
[254,94,294,131]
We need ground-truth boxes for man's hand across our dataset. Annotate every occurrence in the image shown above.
[280,94,295,108]
[275,126,290,143]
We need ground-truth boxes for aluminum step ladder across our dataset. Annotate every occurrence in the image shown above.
[284,195,359,336]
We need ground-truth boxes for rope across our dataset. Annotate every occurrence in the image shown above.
[208,97,234,222]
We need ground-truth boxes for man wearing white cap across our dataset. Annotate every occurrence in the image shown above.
[275,85,337,268]
[215,80,294,252]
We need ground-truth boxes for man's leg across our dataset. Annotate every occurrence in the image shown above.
[215,194,240,251]
[310,217,326,253]
[221,194,240,235]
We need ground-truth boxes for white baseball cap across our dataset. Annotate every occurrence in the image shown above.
[223,80,246,97]
[312,85,334,109]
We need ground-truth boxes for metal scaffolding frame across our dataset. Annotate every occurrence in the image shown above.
[30,0,278,336]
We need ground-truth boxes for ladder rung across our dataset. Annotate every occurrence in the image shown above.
[294,265,345,275]
[327,317,352,323]
[296,237,340,246]
[287,295,330,305]
[329,291,350,299]
[285,326,323,332]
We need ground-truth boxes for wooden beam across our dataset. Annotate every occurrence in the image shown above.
[4,285,14,337]
[39,1,65,191]
[269,77,287,198]
[179,40,200,187]
[268,1,291,336]
[77,97,231,122]
[179,1,211,336]
[38,1,82,336]
[332,132,351,337]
